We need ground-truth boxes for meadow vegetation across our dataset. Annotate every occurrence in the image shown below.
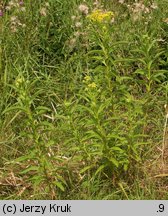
[0,0,168,199]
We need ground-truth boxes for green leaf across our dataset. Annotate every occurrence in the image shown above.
[111,146,124,153]
[110,41,128,48]
[80,165,94,174]
[147,39,156,53]
[94,164,106,177]
[89,56,104,61]
[20,166,39,174]
[37,121,54,129]
[147,60,154,71]
[109,158,119,168]
[2,106,28,115]
[14,151,36,163]
[13,155,30,163]
[78,105,95,117]
[134,69,146,75]
[97,98,111,116]
[87,50,104,56]
[84,130,103,141]
[29,175,44,185]
[154,50,165,60]
[36,106,51,111]
[137,58,147,65]
[54,181,65,191]
[46,140,55,147]
[114,58,135,63]
[35,106,51,115]
[56,174,67,186]
[124,163,129,171]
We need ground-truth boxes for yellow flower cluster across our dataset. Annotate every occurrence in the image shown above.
[83,76,97,90]
[15,76,25,88]
[88,82,97,88]
[87,9,114,23]
[83,75,91,82]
